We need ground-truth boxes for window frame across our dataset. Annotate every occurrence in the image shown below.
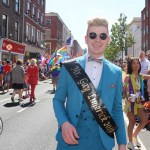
[3,0,9,5]
[15,21,19,41]
[2,14,8,37]
[15,0,20,14]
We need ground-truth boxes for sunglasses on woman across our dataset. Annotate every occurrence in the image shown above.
[89,32,107,40]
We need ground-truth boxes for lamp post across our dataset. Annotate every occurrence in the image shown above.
[133,43,134,57]
[8,50,11,62]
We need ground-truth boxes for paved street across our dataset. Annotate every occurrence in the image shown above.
[0,79,150,150]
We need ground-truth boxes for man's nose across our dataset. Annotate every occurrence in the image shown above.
[95,36,101,42]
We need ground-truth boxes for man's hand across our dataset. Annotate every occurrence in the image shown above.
[61,121,79,145]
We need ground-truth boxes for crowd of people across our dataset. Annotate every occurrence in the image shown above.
[0,58,45,103]
[1,17,150,150]
[52,17,150,150]
[0,57,61,103]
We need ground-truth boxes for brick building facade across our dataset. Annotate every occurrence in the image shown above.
[24,0,46,61]
[45,12,64,55]
[141,0,150,53]
[0,0,25,62]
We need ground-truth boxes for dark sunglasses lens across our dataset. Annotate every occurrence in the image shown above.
[89,32,97,39]
[100,33,107,40]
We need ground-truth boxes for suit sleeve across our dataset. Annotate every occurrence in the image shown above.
[53,65,69,127]
[112,69,127,144]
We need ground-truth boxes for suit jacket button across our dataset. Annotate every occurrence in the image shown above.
[76,115,79,118]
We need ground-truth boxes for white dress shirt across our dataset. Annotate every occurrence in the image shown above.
[85,54,103,89]
[140,58,150,74]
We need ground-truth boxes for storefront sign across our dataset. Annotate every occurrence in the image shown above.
[2,39,25,54]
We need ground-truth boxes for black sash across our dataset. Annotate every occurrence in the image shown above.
[63,60,117,138]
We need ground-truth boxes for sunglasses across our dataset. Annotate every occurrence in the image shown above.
[89,32,107,40]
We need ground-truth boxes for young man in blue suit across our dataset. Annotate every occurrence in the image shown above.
[53,17,127,150]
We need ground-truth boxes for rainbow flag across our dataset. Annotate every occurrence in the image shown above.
[57,46,67,55]
[57,46,71,59]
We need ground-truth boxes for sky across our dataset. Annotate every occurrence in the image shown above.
[46,0,145,49]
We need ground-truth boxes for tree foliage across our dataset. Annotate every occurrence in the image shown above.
[105,13,134,61]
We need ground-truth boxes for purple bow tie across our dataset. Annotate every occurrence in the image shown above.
[88,56,103,64]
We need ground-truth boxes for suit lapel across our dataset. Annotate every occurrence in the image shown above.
[78,55,86,69]
[97,59,110,99]
[75,55,87,105]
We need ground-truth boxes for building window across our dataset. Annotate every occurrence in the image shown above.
[2,14,8,37]
[41,32,44,47]
[41,15,44,26]
[26,24,31,41]
[15,0,20,13]
[37,30,40,44]
[15,22,19,41]
[46,19,51,26]
[27,1,31,15]
[146,10,148,17]
[32,5,36,19]
[41,0,44,7]
[146,26,148,34]
[143,13,145,20]
[45,29,51,40]
[37,10,40,23]
[3,0,9,5]
[31,27,35,42]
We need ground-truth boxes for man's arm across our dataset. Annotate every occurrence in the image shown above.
[53,65,69,126]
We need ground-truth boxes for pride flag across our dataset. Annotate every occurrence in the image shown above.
[57,46,67,55]
[57,46,71,59]
[39,53,46,65]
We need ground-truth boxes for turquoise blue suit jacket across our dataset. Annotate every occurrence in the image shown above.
[53,55,127,149]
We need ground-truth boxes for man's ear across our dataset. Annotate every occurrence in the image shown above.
[85,35,88,44]
[107,36,111,45]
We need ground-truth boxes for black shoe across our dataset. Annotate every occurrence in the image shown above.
[11,97,14,103]
[30,98,32,103]
[50,89,55,94]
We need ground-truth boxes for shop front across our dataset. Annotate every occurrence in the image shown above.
[0,38,25,64]
[24,43,45,62]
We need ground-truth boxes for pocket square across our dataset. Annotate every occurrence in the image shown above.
[109,84,116,88]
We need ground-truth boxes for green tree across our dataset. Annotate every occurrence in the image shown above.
[105,13,134,61]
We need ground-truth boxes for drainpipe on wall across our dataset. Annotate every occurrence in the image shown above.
[22,0,25,45]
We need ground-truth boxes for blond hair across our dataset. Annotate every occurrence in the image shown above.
[87,17,108,34]
[16,59,23,65]
[30,58,37,66]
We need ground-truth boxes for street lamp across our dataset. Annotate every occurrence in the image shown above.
[8,50,11,62]
[133,43,134,57]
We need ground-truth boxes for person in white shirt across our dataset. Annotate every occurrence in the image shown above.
[139,51,150,101]
[53,17,126,150]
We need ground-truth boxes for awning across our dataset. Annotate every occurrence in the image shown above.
[2,38,25,54]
